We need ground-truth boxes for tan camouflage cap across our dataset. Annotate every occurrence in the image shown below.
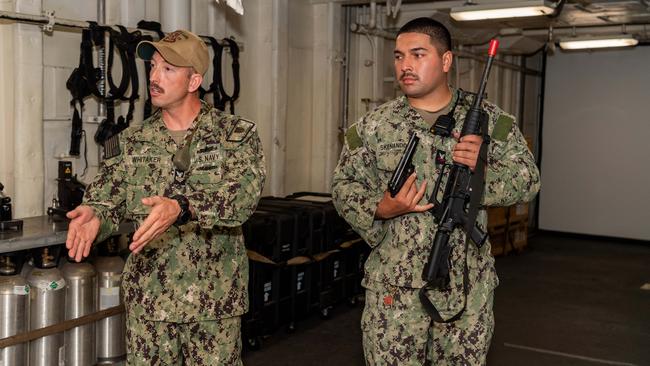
[137,29,209,75]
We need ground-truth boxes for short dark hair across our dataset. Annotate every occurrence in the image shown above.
[397,17,452,54]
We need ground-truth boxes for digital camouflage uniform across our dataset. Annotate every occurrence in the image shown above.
[83,101,266,365]
[332,88,540,365]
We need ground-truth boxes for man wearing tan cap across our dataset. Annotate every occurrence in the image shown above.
[65,29,266,365]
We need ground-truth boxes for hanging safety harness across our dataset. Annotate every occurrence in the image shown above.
[218,37,241,114]
[67,22,148,159]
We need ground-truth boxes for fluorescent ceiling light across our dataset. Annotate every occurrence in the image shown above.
[559,34,639,50]
[450,1,555,21]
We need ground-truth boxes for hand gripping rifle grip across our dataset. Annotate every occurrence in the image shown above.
[388,133,419,197]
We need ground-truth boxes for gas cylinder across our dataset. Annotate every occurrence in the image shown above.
[94,238,126,364]
[0,253,29,366]
[27,246,66,366]
[62,257,97,366]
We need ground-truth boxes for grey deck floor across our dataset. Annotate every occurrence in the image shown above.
[242,232,650,366]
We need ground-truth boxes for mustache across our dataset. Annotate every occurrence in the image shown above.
[400,72,418,81]
[150,82,164,94]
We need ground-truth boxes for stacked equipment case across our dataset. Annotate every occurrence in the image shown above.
[242,192,370,349]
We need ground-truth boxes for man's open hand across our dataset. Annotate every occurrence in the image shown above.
[65,205,100,262]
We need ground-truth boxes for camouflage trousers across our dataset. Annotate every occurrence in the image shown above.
[126,315,242,365]
[361,280,494,366]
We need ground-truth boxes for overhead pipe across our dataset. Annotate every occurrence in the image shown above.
[0,10,89,29]
[641,0,650,10]
[349,25,542,76]
[455,50,541,76]
[503,23,650,38]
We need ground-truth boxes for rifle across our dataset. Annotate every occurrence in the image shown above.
[387,133,420,197]
[419,39,499,322]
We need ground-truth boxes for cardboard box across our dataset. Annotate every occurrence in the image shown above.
[508,203,529,225]
[509,222,528,252]
[487,207,508,228]
[488,225,508,256]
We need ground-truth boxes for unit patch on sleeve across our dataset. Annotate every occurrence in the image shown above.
[227,118,255,142]
[345,124,362,151]
[492,114,514,142]
[102,135,122,160]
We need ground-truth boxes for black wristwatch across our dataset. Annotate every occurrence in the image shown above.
[171,195,192,226]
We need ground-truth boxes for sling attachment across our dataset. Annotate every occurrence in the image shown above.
[218,37,240,114]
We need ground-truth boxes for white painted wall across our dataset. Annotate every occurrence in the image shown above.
[284,1,343,194]
[540,46,650,240]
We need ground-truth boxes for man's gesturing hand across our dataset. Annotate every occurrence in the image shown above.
[375,172,434,220]
[65,205,100,262]
[129,196,181,254]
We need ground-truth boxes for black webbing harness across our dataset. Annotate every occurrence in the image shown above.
[67,22,148,159]
[218,37,240,114]
[136,20,164,120]
[199,36,224,109]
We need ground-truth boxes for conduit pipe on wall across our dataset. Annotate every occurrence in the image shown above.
[161,0,191,32]
[0,5,17,211]
[340,6,352,131]
[12,0,44,218]
[368,1,376,29]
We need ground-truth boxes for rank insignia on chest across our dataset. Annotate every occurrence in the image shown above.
[173,168,186,184]
[435,150,447,166]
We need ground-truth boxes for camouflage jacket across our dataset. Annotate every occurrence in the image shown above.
[332,89,539,317]
[83,101,266,322]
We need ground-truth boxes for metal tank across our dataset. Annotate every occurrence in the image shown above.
[0,253,29,366]
[27,246,66,366]
[94,238,126,364]
[62,257,97,366]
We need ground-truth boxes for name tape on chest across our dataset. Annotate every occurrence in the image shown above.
[128,155,163,164]
[379,142,407,151]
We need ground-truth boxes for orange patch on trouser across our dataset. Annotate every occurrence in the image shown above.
[383,295,393,306]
